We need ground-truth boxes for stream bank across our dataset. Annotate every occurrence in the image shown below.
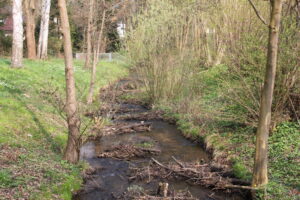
[73,79,251,200]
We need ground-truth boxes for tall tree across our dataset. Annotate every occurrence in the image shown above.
[58,0,80,163]
[252,0,284,189]
[11,0,23,68]
[24,0,37,59]
[84,0,94,69]
[37,0,51,59]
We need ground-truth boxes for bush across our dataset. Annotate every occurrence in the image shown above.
[0,32,12,55]
[126,0,300,127]
[48,36,63,56]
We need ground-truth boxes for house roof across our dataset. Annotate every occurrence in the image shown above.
[0,15,13,31]
[0,5,13,32]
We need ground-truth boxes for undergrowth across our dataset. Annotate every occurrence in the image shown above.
[123,66,300,200]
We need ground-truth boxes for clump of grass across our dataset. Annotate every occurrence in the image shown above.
[135,141,154,148]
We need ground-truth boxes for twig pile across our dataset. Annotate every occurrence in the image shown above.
[99,122,152,136]
[120,190,198,200]
[114,110,165,121]
[130,157,251,190]
[98,144,161,159]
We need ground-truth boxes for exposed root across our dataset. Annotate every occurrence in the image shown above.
[98,144,161,159]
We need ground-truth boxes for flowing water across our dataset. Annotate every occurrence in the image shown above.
[74,120,246,200]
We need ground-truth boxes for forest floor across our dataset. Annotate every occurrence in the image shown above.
[0,58,128,200]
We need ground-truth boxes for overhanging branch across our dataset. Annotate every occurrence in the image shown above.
[247,0,269,26]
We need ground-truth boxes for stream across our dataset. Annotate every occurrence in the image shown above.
[73,81,247,200]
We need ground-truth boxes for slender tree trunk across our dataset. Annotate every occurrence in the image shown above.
[58,0,80,163]
[87,11,106,104]
[24,0,37,59]
[11,0,23,68]
[87,44,99,104]
[37,0,51,59]
[252,0,283,189]
[84,0,94,69]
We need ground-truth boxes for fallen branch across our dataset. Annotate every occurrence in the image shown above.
[224,184,258,190]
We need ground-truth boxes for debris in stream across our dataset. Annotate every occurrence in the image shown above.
[113,110,165,121]
[76,79,249,200]
[82,166,104,180]
[96,122,152,136]
[130,157,251,191]
[98,144,161,159]
[99,79,141,102]
[118,186,198,200]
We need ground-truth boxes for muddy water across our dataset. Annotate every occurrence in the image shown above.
[75,121,245,200]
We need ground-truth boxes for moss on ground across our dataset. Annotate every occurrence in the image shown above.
[0,58,128,199]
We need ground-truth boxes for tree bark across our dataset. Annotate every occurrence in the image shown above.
[11,0,23,68]
[87,11,106,104]
[58,0,80,163]
[252,0,283,189]
[84,0,94,69]
[24,0,37,59]
[37,0,51,59]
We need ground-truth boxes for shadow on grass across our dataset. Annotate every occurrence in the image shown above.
[1,59,11,66]
[15,95,62,153]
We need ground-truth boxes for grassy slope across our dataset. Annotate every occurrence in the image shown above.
[146,65,300,200]
[0,58,128,199]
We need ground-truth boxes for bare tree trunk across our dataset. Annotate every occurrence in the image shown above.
[11,0,23,68]
[84,0,94,69]
[86,44,99,104]
[24,0,37,59]
[37,0,51,59]
[87,11,106,104]
[252,0,283,189]
[58,0,80,164]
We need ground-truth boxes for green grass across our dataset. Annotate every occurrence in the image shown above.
[0,58,128,199]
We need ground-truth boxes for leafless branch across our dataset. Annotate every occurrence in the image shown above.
[247,0,269,26]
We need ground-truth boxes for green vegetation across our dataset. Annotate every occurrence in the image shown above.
[146,67,299,199]
[135,141,154,149]
[150,88,299,200]
[125,1,299,199]
[0,58,128,199]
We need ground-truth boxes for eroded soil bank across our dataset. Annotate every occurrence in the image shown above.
[73,79,251,200]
